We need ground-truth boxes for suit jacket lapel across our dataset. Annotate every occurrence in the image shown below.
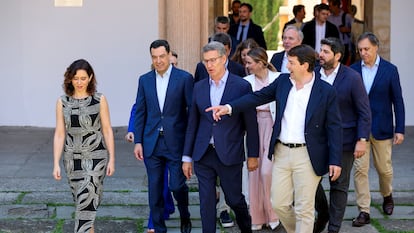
[148,71,162,114]
[332,65,345,87]
[306,78,323,126]
[277,77,292,122]
[200,79,215,122]
[163,68,177,112]
[369,58,384,93]
[220,74,234,104]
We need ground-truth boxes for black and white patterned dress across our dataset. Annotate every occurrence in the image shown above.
[61,93,109,233]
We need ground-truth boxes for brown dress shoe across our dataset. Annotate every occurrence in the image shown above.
[383,194,394,215]
[352,212,370,227]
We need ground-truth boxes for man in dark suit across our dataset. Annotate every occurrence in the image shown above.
[283,4,306,31]
[270,25,303,73]
[313,37,371,233]
[195,32,245,82]
[229,3,267,49]
[351,32,405,227]
[133,39,193,233]
[208,44,343,233]
[182,41,259,233]
[211,16,238,57]
[302,4,339,52]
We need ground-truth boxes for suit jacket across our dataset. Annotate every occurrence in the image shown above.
[194,60,245,82]
[302,19,340,49]
[283,18,303,31]
[183,73,259,166]
[316,65,371,151]
[230,73,342,176]
[229,20,267,49]
[244,70,280,121]
[134,66,194,159]
[270,51,285,72]
[350,58,405,139]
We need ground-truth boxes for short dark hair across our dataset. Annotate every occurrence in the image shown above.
[357,32,380,47]
[232,0,241,6]
[215,16,230,25]
[321,37,345,61]
[288,45,317,72]
[211,32,232,49]
[293,4,305,16]
[63,59,96,96]
[171,51,178,58]
[240,3,253,12]
[150,39,170,53]
[317,3,330,12]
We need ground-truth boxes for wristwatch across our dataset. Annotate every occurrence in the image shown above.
[359,138,367,142]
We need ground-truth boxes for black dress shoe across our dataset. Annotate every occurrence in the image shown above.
[383,194,394,215]
[313,215,328,233]
[180,218,192,233]
[352,212,370,227]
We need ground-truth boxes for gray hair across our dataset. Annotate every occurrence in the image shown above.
[357,32,380,47]
[283,25,304,42]
[202,41,226,57]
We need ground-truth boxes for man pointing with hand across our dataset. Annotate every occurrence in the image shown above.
[207,44,343,233]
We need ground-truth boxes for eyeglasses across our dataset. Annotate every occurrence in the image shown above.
[202,56,222,65]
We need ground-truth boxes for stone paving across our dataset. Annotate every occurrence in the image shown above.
[0,126,413,233]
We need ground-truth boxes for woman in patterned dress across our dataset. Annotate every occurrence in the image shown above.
[53,59,115,233]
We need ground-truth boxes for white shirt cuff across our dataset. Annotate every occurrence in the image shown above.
[225,104,232,115]
[182,155,193,163]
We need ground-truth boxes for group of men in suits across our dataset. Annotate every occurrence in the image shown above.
[131,17,405,232]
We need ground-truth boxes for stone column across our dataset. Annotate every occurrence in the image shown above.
[365,0,390,59]
[159,0,209,73]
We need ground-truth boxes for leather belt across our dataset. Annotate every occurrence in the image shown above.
[158,130,164,136]
[278,140,306,148]
[208,143,215,149]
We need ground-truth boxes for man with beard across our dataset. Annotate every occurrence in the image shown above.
[229,0,241,26]
[229,2,267,49]
[313,37,371,233]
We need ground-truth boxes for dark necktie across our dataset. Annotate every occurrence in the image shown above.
[239,25,245,41]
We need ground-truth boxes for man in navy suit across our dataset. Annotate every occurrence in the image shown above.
[133,39,193,233]
[208,44,343,233]
[270,25,303,73]
[313,37,371,233]
[302,4,339,52]
[195,32,245,82]
[211,16,238,57]
[351,32,405,227]
[229,3,267,49]
[182,41,259,233]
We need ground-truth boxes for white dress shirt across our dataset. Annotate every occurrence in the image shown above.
[155,64,173,112]
[320,63,340,85]
[315,23,326,53]
[279,74,315,143]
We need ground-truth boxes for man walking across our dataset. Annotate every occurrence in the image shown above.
[351,32,405,227]
[134,39,193,233]
[314,37,371,233]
